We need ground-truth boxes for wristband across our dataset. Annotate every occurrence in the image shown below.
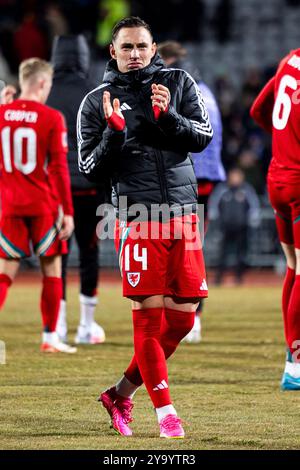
[153,104,169,120]
[106,111,125,131]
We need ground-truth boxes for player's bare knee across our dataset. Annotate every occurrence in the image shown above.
[295,248,300,274]
[0,259,20,281]
[130,295,164,310]
[288,255,296,270]
[40,255,61,278]
[281,243,296,269]
[164,296,200,312]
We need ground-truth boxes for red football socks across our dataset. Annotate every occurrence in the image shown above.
[40,276,62,332]
[0,274,12,310]
[287,274,300,357]
[132,308,171,408]
[125,308,195,393]
[160,308,195,357]
[282,267,295,344]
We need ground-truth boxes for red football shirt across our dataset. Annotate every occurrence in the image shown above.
[0,99,73,216]
[251,48,300,183]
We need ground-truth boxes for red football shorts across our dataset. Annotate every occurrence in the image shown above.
[115,214,208,299]
[0,209,67,259]
[268,179,300,248]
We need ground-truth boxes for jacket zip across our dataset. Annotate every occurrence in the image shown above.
[155,148,168,204]
[139,90,168,204]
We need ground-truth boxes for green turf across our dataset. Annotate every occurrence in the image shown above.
[0,281,299,450]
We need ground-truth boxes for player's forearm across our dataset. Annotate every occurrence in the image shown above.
[48,156,74,215]
[57,174,74,216]
[250,77,275,133]
[157,105,213,152]
[78,125,126,175]
[250,101,273,133]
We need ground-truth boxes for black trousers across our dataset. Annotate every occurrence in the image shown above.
[62,193,102,300]
[216,226,248,284]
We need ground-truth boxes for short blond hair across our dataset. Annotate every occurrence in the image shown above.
[19,58,53,86]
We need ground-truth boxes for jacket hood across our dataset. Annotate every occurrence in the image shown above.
[103,53,165,87]
[51,35,90,75]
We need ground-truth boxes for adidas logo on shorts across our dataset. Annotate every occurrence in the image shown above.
[200,279,208,291]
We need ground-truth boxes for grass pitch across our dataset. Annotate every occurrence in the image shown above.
[0,277,299,450]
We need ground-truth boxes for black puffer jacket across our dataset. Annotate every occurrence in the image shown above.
[77,54,213,217]
[47,35,98,191]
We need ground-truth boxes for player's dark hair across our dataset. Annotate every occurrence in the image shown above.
[111,16,153,43]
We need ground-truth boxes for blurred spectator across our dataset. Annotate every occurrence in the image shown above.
[44,2,69,43]
[96,0,130,49]
[238,149,265,195]
[215,74,237,116]
[209,167,260,284]
[215,67,272,182]
[13,10,49,62]
[241,67,263,109]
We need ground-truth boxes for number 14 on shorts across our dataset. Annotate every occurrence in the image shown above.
[124,243,148,271]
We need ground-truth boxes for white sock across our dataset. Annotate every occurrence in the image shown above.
[42,331,59,345]
[294,363,300,378]
[285,361,300,378]
[79,294,97,332]
[284,361,292,374]
[194,315,201,331]
[115,375,139,399]
[56,300,67,329]
[156,404,177,422]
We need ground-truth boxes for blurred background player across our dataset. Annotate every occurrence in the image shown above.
[0,58,76,353]
[158,40,225,342]
[47,35,107,345]
[251,48,300,390]
[208,166,260,285]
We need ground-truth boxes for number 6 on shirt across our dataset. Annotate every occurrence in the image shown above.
[272,74,298,130]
